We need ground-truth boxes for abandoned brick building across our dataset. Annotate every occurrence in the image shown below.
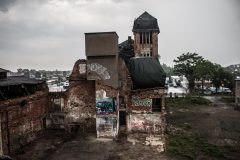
[63,11,167,151]
[0,11,167,156]
[0,68,50,155]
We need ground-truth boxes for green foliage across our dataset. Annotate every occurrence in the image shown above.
[211,64,235,91]
[173,52,203,92]
[173,52,235,93]
[161,63,174,76]
[194,60,215,80]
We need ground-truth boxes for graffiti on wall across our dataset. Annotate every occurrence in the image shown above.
[87,63,110,80]
[96,89,107,100]
[132,97,152,107]
[96,98,116,114]
[96,116,118,138]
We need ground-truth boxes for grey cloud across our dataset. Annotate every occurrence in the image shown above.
[0,0,16,12]
[0,0,240,71]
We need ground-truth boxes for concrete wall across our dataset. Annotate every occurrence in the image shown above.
[85,32,119,89]
[0,88,49,155]
[96,115,118,138]
[85,32,118,57]
[87,56,118,89]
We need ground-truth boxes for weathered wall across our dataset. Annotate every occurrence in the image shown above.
[127,88,165,113]
[126,88,166,152]
[87,57,118,88]
[96,115,118,138]
[96,81,119,138]
[85,32,119,89]
[0,87,49,155]
[85,32,118,57]
[127,113,164,133]
[65,59,96,133]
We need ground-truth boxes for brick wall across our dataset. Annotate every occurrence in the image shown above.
[133,32,159,58]
[0,86,49,155]
[64,59,96,133]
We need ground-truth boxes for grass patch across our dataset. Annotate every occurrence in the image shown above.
[166,96,212,108]
[220,96,235,103]
[166,130,238,160]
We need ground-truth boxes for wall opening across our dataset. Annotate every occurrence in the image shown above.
[152,98,162,112]
[119,111,126,126]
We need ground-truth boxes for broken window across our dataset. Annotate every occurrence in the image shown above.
[140,32,143,44]
[152,98,162,112]
[150,32,152,44]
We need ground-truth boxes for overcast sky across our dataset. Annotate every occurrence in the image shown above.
[0,0,240,71]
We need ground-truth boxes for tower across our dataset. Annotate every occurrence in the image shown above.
[132,11,160,58]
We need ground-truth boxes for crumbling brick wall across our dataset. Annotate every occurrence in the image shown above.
[64,59,96,133]
[126,88,166,152]
[0,84,49,155]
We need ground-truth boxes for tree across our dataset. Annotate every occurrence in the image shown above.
[173,52,203,92]
[161,63,174,76]
[211,64,235,93]
[194,60,215,94]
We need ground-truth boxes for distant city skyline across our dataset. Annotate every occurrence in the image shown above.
[0,0,240,71]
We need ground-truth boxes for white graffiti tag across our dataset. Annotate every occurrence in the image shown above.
[87,63,110,80]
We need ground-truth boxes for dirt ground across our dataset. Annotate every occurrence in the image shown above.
[11,96,240,160]
[166,96,240,159]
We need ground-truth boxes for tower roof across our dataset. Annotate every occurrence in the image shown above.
[132,11,160,33]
